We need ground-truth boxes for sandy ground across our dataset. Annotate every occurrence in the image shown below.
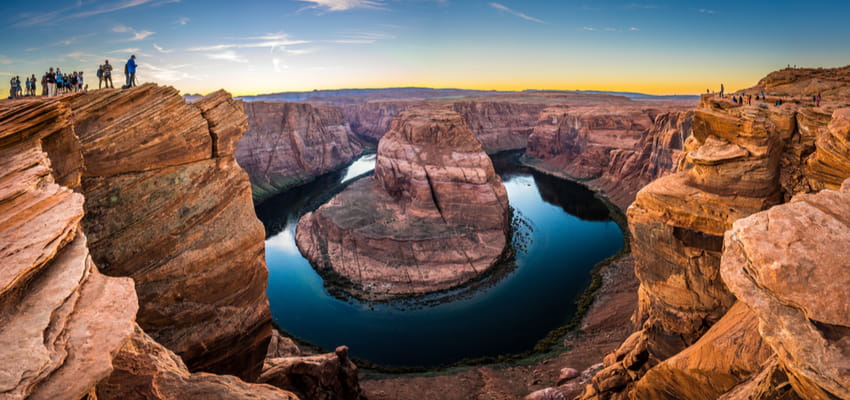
[360,254,639,400]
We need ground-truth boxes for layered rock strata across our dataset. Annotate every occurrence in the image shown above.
[343,101,415,143]
[525,106,693,209]
[70,85,272,380]
[237,101,363,202]
[259,346,365,400]
[96,325,299,400]
[0,98,138,399]
[296,106,510,300]
[578,69,850,399]
[452,101,549,152]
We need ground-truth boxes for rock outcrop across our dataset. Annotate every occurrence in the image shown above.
[68,85,272,380]
[260,346,365,400]
[722,180,850,400]
[524,105,693,209]
[97,325,299,400]
[0,98,138,399]
[577,67,850,400]
[296,106,510,300]
[237,101,363,202]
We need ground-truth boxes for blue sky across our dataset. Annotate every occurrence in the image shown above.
[2,0,850,96]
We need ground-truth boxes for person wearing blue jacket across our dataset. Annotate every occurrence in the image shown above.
[125,55,137,88]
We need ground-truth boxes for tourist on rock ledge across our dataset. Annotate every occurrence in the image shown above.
[720,83,725,97]
[103,60,114,89]
[124,55,137,89]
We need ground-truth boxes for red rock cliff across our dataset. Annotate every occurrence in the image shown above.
[296,106,510,300]
[237,101,363,202]
[67,85,272,381]
[524,105,693,209]
[577,67,850,400]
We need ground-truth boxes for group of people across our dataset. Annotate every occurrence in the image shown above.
[6,55,139,100]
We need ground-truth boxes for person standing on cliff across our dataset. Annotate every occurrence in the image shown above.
[46,68,56,97]
[720,83,725,98]
[103,60,114,89]
[124,55,137,88]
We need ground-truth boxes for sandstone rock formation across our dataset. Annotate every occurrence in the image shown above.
[237,101,363,202]
[722,179,850,400]
[260,346,365,400]
[577,67,850,400]
[747,65,850,98]
[343,101,415,143]
[453,101,549,152]
[0,98,138,399]
[97,325,299,400]
[69,85,273,381]
[296,106,510,300]
[524,105,693,209]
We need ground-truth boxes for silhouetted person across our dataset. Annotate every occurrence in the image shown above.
[103,60,114,88]
[720,83,724,98]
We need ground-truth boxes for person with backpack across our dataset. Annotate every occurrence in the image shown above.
[41,72,48,96]
[125,55,137,88]
[25,75,33,96]
[103,60,114,88]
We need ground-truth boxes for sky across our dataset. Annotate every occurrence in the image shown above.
[2,0,850,97]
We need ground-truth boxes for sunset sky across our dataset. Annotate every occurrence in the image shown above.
[2,0,850,97]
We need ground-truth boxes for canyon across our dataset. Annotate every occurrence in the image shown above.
[2,65,848,400]
[295,106,511,300]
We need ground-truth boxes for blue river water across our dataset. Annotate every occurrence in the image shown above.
[255,152,624,368]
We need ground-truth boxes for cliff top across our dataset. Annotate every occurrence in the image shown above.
[384,106,483,151]
[745,65,850,97]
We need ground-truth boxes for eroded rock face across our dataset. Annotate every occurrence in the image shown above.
[453,101,549,153]
[97,325,299,400]
[343,101,414,143]
[71,85,272,380]
[525,106,693,209]
[580,68,850,400]
[296,106,510,300]
[721,180,850,400]
[0,98,138,400]
[237,101,363,202]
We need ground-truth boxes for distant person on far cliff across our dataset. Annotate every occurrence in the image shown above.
[748,95,752,105]
[103,60,114,89]
[720,84,724,98]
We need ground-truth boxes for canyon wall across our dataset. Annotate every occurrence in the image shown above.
[0,88,318,399]
[296,105,510,300]
[452,101,549,153]
[524,106,693,210]
[70,86,272,381]
[237,101,363,202]
[574,70,850,400]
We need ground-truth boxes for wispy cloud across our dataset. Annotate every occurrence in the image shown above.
[153,44,173,53]
[296,0,386,12]
[206,51,248,63]
[15,0,174,27]
[188,33,310,52]
[146,63,199,82]
[581,26,597,31]
[489,3,547,24]
[113,25,155,41]
[109,48,140,54]
[698,8,717,14]
[629,27,640,31]
[272,58,287,72]
[0,55,13,65]
[176,17,189,25]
